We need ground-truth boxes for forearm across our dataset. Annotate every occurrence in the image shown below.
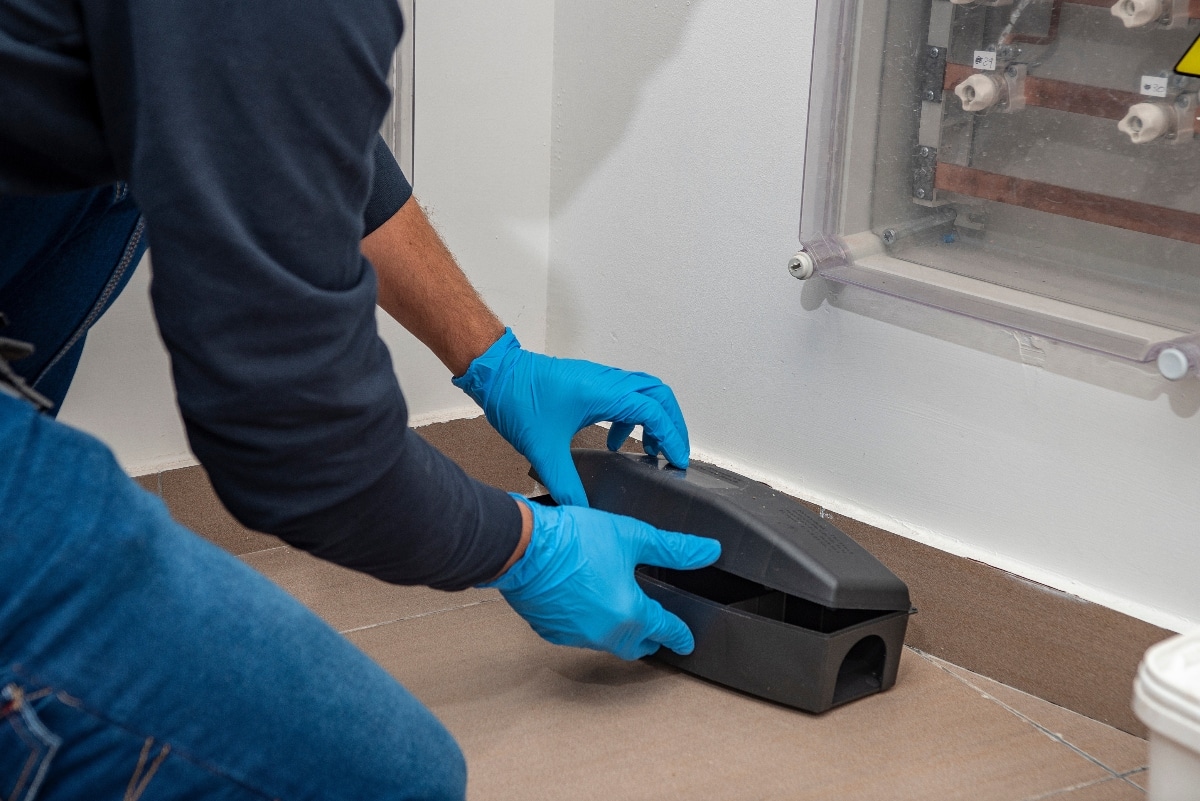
[361,192,529,578]
[362,198,505,376]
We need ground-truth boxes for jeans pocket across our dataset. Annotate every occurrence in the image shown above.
[0,683,61,801]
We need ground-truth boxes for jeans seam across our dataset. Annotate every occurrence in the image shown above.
[7,670,278,801]
[31,212,145,389]
[124,737,171,801]
[2,683,62,801]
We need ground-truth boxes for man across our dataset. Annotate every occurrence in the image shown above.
[0,1,720,798]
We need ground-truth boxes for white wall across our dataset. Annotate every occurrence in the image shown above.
[60,0,557,474]
[393,0,556,416]
[546,0,1200,632]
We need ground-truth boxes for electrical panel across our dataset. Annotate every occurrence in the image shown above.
[796,0,1200,379]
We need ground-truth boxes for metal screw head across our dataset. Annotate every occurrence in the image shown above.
[918,146,931,157]
[881,229,898,245]
[1176,94,1191,109]
[788,251,815,280]
[915,188,927,198]
[924,90,936,101]
[928,46,941,58]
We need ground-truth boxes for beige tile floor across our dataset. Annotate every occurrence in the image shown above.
[236,542,1150,801]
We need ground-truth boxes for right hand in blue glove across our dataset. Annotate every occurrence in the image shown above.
[481,496,722,660]
[452,328,689,508]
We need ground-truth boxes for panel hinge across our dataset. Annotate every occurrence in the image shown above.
[911,145,937,201]
[920,45,947,103]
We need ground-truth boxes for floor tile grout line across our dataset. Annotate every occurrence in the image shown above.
[1020,776,1131,801]
[1117,768,1148,791]
[338,598,504,635]
[911,649,1128,781]
[236,544,291,559]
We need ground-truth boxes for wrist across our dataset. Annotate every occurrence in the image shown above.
[451,327,522,401]
[489,495,533,581]
[446,319,507,378]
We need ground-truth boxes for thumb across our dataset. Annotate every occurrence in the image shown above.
[636,596,696,657]
[634,525,721,571]
[534,447,590,507]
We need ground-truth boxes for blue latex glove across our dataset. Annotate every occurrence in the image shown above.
[453,328,689,507]
[481,496,721,660]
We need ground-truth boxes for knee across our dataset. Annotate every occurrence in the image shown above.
[419,732,468,801]
[390,719,467,801]
[358,698,466,801]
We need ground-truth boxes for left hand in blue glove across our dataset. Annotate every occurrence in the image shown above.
[452,328,689,507]
[481,496,722,660]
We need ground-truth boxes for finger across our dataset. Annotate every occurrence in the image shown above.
[626,640,661,660]
[639,382,690,455]
[606,422,635,451]
[634,525,721,571]
[642,430,660,458]
[637,596,696,656]
[609,395,689,471]
[534,447,590,507]
[634,387,688,468]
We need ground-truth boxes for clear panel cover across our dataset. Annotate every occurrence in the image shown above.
[800,0,1200,370]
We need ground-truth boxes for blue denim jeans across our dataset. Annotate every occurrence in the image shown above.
[0,190,467,800]
[0,186,146,410]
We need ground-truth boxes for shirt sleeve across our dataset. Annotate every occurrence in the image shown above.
[82,0,519,590]
[365,135,413,236]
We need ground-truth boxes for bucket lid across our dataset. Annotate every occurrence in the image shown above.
[1135,633,1200,752]
[571,449,911,612]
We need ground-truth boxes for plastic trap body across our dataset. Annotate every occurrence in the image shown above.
[536,449,914,713]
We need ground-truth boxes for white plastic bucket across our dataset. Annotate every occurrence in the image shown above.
[1134,633,1200,801]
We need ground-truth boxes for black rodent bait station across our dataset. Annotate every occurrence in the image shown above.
[536,450,914,713]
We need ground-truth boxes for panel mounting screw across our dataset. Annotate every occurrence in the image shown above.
[788,251,815,280]
[928,46,941,57]
[918,146,931,157]
[881,229,899,245]
[915,188,927,198]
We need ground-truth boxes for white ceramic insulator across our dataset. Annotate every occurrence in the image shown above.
[955,74,1001,112]
[1118,103,1171,144]
[1110,0,1165,28]
[1157,348,1192,380]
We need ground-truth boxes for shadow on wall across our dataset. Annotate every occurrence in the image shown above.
[799,277,1200,418]
[548,1,699,212]
[547,0,724,360]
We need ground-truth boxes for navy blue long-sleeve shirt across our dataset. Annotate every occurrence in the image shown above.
[0,0,520,589]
